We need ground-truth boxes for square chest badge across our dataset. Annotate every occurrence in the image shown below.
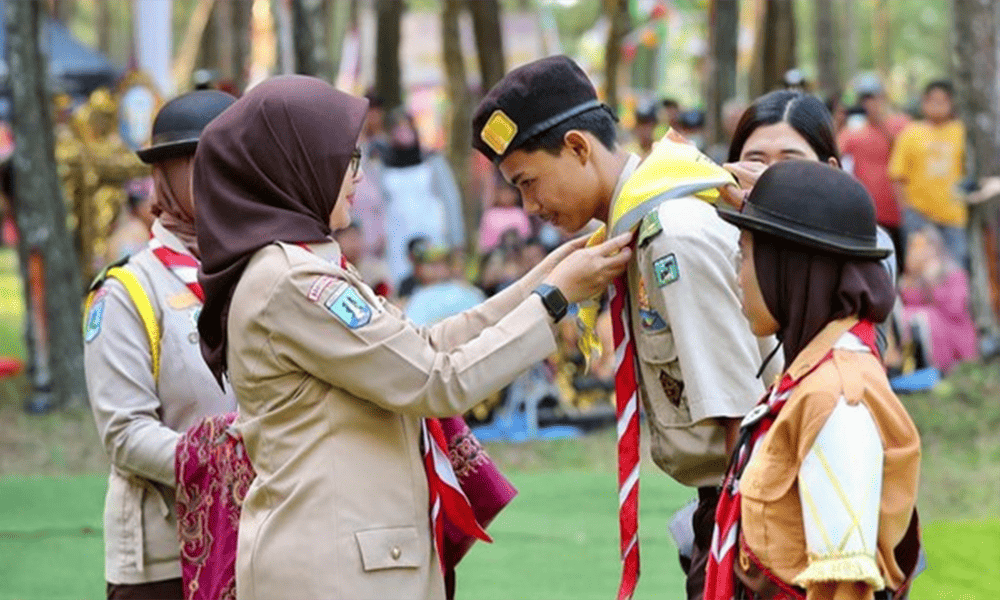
[325,286,372,329]
[653,253,679,287]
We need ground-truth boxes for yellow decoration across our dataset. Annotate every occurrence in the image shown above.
[480,110,518,155]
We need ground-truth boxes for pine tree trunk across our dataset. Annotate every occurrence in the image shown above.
[603,0,629,112]
[442,0,476,252]
[706,0,738,149]
[374,0,403,110]
[814,0,840,99]
[953,0,1000,343]
[95,0,111,56]
[749,0,796,98]
[231,0,253,90]
[6,0,86,410]
[466,0,505,93]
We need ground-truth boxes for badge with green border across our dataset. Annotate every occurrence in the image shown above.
[653,253,679,287]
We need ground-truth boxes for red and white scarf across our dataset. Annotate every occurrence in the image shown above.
[704,320,878,600]
[149,236,204,302]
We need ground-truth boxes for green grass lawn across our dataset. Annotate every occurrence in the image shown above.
[1,466,997,599]
[0,246,998,598]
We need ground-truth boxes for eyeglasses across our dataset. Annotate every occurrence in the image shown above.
[349,147,362,177]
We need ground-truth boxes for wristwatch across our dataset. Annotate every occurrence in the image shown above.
[533,284,569,323]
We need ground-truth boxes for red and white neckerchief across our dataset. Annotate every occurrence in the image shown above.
[704,320,878,600]
[296,241,489,571]
[609,242,641,600]
[149,237,204,302]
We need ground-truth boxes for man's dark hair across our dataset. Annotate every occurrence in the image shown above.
[924,79,954,98]
[661,98,679,111]
[516,108,617,156]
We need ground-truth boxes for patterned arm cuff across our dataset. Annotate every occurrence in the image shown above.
[793,553,884,589]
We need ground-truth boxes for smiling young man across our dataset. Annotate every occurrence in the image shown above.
[472,56,779,600]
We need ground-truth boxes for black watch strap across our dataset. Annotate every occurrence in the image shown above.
[533,283,569,322]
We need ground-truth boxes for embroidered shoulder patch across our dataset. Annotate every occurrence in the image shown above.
[637,210,663,247]
[307,275,338,302]
[84,298,106,342]
[653,253,679,287]
[325,286,372,329]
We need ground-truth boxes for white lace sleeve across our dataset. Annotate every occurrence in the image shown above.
[792,396,886,590]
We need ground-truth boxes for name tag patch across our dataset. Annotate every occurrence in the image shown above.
[325,286,372,329]
[307,275,338,302]
[653,253,679,287]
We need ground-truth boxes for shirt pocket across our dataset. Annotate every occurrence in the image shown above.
[635,328,693,427]
[354,526,421,571]
[739,451,799,569]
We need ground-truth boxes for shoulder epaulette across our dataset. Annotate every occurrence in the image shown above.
[87,255,131,293]
[637,209,663,248]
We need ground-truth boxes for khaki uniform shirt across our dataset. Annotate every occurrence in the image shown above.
[614,156,780,488]
[739,319,921,599]
[227,241,557,600]
[85,221,236,584]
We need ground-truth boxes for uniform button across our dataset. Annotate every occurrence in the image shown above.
[390,546,401,560]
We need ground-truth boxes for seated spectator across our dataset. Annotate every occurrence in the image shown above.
[478,229,526,296]
[396,235,429,300]
[404,243,486,326]
[333,220,391,297]
[898,225,978,373]
[478,177,532,253]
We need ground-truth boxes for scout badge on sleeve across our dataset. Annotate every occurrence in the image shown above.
[653,254,679,287]
[325,286,372,329]
[84,290,107,342]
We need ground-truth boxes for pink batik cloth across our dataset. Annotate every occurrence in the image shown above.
[175,414,514,600]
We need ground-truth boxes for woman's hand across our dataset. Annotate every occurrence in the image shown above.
[719,161,768,209]
[543,233,633,304]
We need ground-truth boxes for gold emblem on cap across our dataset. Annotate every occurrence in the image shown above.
[481,110,517,155]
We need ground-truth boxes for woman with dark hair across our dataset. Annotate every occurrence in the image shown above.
[722,90,840,207]
[192,75,631,600]
[705,161,921,600]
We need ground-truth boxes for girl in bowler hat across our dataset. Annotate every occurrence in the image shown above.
[705,161,922,600]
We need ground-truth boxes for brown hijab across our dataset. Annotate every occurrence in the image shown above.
[753,232,895,367]
[193,75,368,385]
[151,156,198,255]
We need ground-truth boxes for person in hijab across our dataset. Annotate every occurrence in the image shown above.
[705,161,922,600]
[84,90,238,600]
[192,75,632,600]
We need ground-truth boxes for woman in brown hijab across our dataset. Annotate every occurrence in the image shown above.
[705,161,921,600]
[193,75,632,600]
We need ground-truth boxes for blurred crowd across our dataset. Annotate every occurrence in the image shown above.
[87,70,994,425]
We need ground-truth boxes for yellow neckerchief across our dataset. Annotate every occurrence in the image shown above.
[576,134,736,369]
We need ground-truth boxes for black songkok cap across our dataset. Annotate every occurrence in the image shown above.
[472,55,614,164]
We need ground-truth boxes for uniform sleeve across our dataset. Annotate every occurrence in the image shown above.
[887,128,912,181]
[793,393,884,594]
[265,265,557,417]
[84,280,179,486]
[381,277,530,350]
[641,217,767,422]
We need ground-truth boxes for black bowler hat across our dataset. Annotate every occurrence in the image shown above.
[472,55,615,164]
[717,161,890,259]
[137,90,237,164]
